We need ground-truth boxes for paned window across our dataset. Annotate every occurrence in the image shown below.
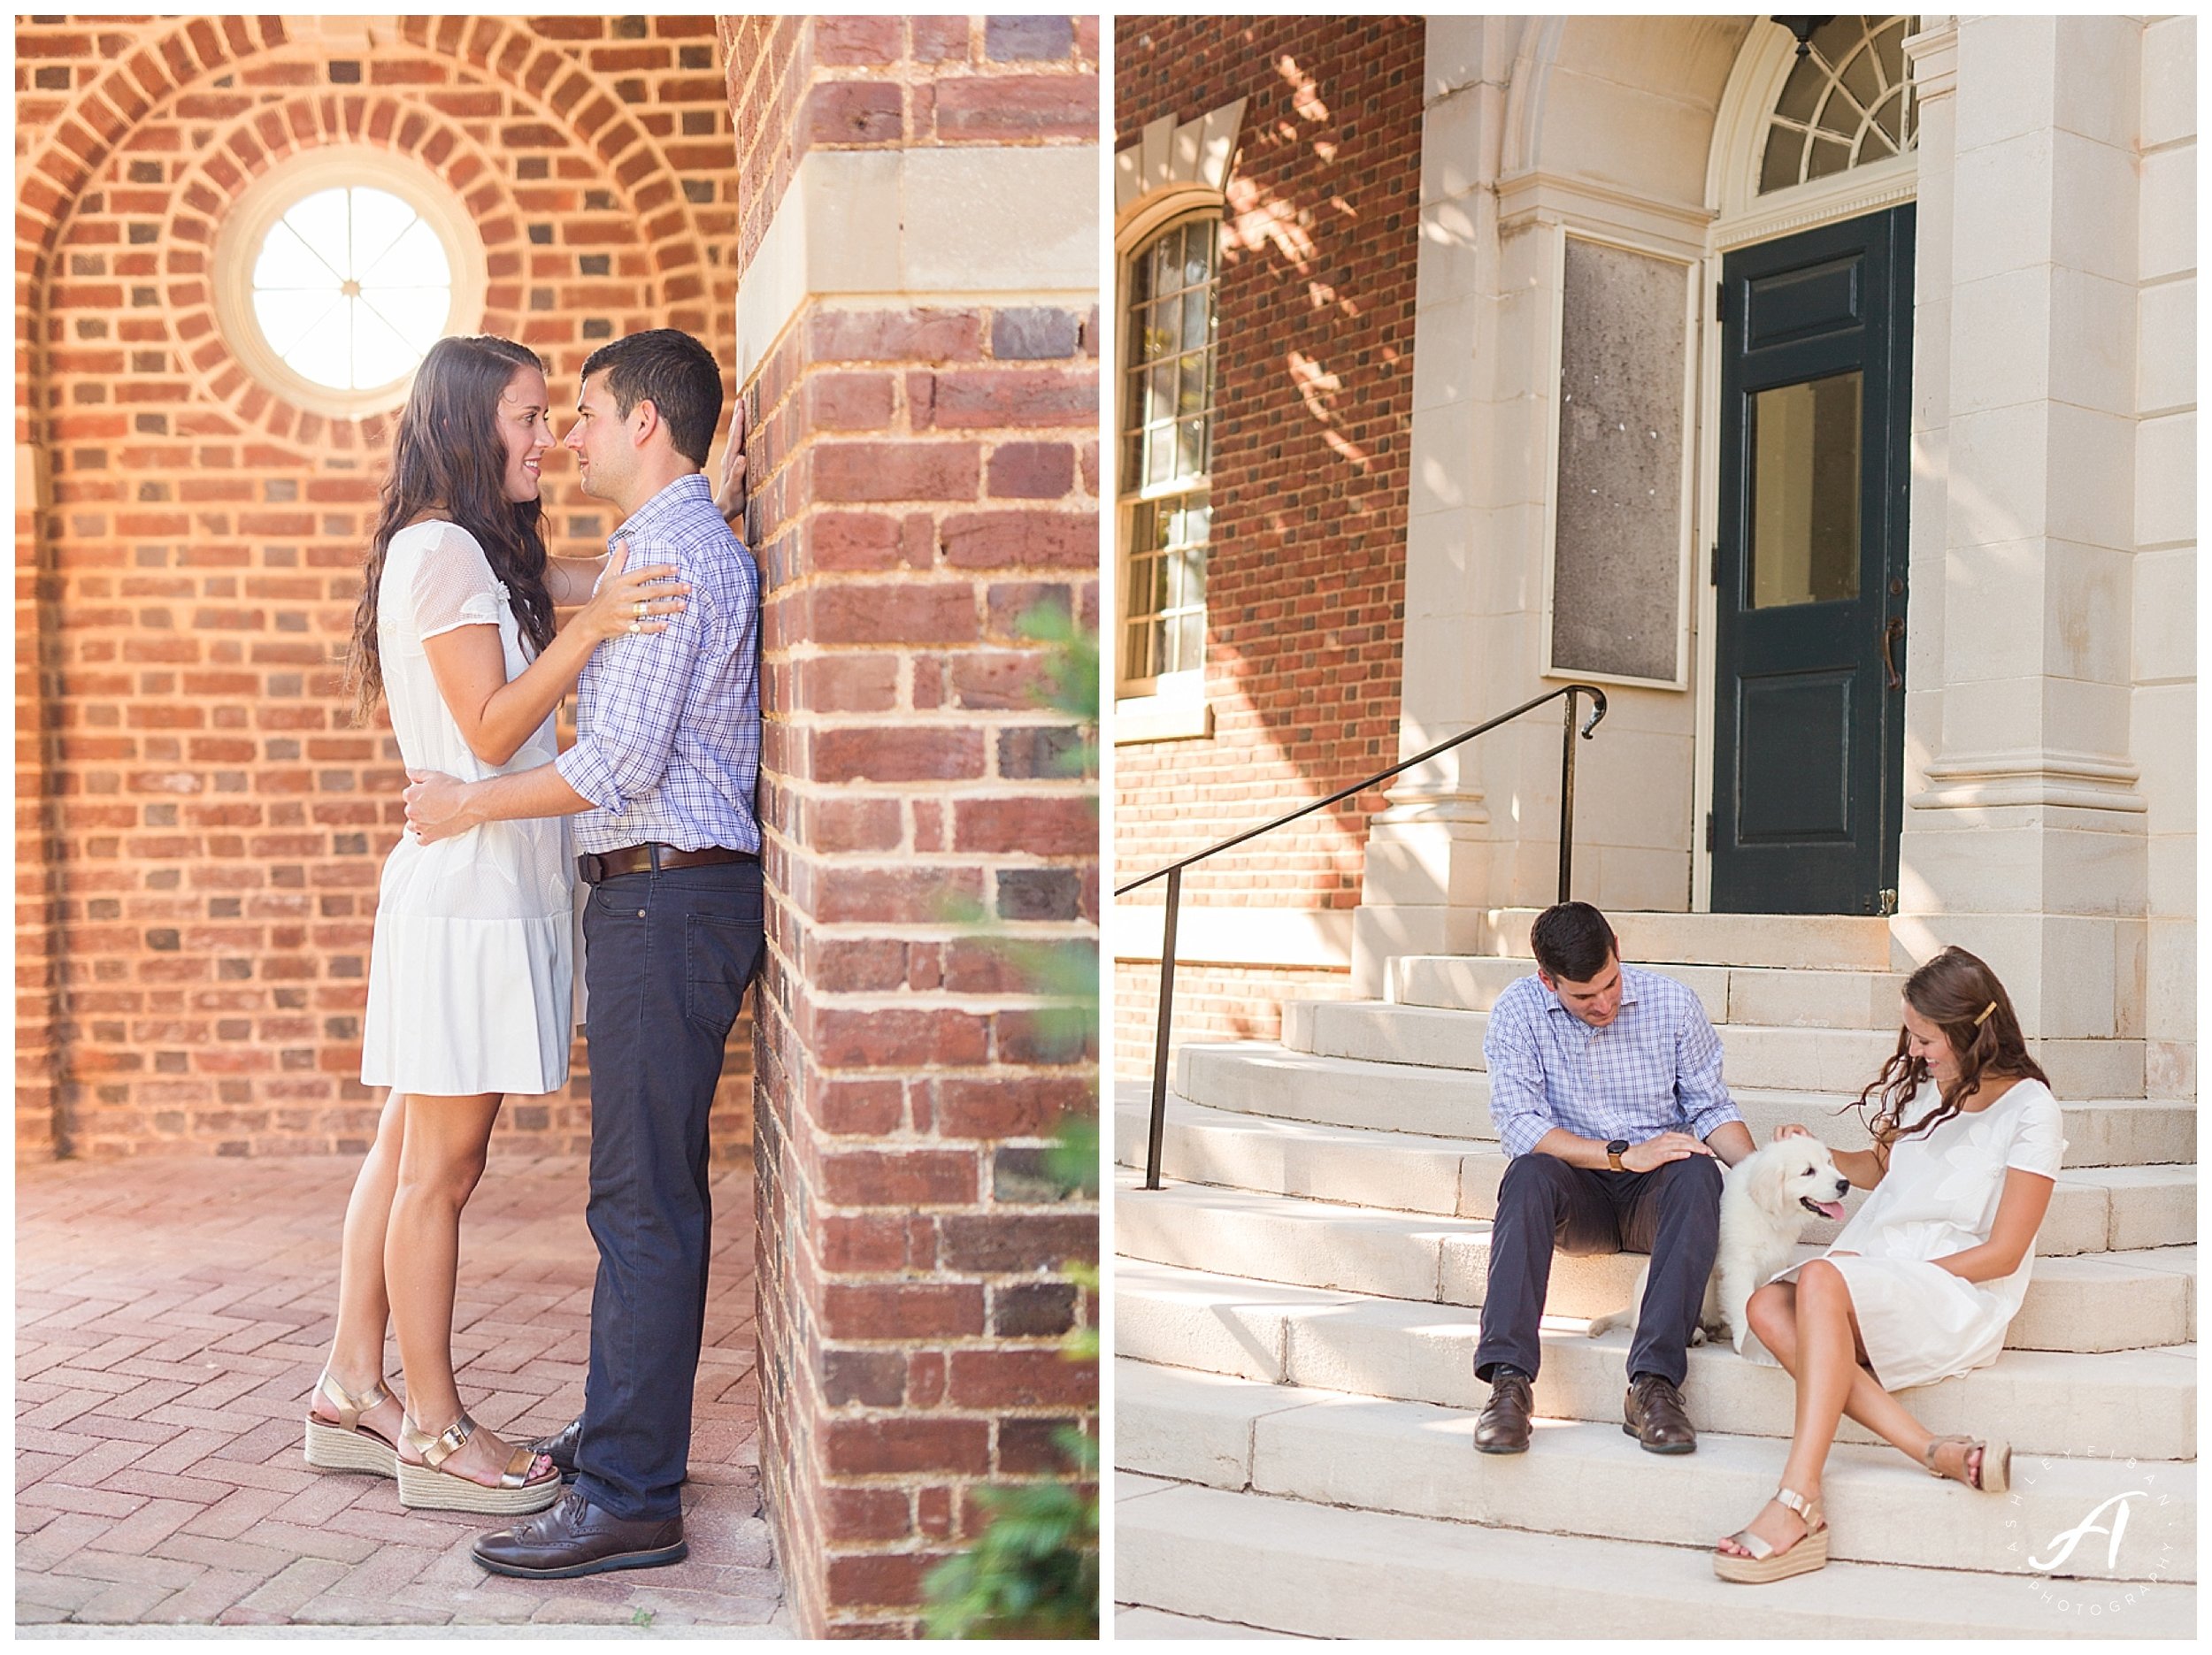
[1760,16,1918,194]
[212,149,485,420]
[1118,214,1218,693]
[250,186,453,393]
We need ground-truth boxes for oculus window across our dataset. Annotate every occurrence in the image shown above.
[213,149,487,419]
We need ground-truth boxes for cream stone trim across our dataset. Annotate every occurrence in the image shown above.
[1912,751,2149,814]
[733,143,1101,388]
[1113,676,1213,745]
[1495,171,1713,258]
[1113,98,1247,227]
[211,146,487,421]
[1113,903,1355,970]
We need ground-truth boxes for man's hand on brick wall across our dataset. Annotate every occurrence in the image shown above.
[714,397,748,527]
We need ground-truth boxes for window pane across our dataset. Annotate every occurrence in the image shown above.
[280,190,352,269]
[1806,134,1853,180]
[284,298,356,389]
[1182,228,1211,291]
[1146,427,1171,487]
[1815,88,1859,140]
[1181,290,1207,356]
[350,298,419,387]
[254,219,342,291]
[1775,56,1823,123]
[1838,43,1880,113]
[1750,372,1862,609]
[1124,620,1153,682]
[253,288,343,360]
[1173,612,1203,673]
[361,286,449,359]
[1177,417,1204,479]
[358,217,446,289]
[347,189,420,279]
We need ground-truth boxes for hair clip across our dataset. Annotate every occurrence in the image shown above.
[1972,1000,1997,1026]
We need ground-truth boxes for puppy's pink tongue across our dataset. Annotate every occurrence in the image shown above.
[1811,1199,1847,1222]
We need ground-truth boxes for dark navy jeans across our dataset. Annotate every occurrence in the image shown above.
[572,860,763,1522]
[1473,1152,1723,1390]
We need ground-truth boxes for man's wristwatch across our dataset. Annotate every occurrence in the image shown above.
[1606,1138,1630,1172]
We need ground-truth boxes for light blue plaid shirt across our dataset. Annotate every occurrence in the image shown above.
[557,472,762,856]
[1483,963,1741,1159]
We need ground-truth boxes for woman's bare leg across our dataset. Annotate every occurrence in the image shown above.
[385,1091,550,1485]
[313,1090,405,1443]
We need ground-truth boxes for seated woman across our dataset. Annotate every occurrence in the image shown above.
[1713,946,2064,1583]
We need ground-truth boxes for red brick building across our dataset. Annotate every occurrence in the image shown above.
[1111,17,1423,1072]
[18,13,1097,1637]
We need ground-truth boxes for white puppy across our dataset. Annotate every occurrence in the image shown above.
[1586,1138,1852,1353]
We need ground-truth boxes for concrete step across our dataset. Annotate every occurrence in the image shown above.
[1115,1477,2196,1637]
[1390,954,1913,1030]
[1477,908,1901,971]
[1117,1360,2196,1582]
[1113,1259,2198,1460]
[1112,1181,2196,1351]
[1168,1048,2198,1168]
[1114,1605,1307,1640]
[1110,1093,2198,1254]
[1280,999,2143,1101]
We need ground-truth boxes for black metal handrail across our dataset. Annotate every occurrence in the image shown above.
[1118,683,1609,1190]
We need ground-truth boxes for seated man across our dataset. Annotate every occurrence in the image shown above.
[1471,901,1754,1455]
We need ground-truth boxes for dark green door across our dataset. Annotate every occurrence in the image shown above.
[1711,207,1912,916]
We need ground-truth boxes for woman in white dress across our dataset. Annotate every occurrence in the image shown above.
[1712,946,2064,1582]
[301,335,688,1513]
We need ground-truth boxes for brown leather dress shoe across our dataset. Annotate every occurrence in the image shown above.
[1472,1368,1535,1454]
[525,1416,582,1477]
[472,1485,687,1579]
[1624,1372,1696,1454]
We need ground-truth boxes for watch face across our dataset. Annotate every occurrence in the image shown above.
[1608,1139,1630,1156]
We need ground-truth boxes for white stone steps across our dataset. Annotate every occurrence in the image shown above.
[1281,999,2142,1101]
[1113,1260,2198,1460]
[1117,1359,2197,1582]
[1114,1605,1307,1640]
[1112,1182,2196,1351]
[1170,1046,2198,1168]
[1110,1093,2198,1254]
[1115,1477,2194,1639]
[1476,907,1901,971]
[1390,954,1913,1029]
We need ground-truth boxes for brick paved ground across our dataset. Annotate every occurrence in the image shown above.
[17,1153,787,1632]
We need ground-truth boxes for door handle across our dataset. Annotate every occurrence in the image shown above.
[1881,616,1904,690]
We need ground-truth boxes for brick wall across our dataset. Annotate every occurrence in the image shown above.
[16,15,755,1160]
[718,15,1100,1638]
[1112,17,1423,1056]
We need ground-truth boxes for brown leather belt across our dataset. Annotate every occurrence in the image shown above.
[577,843,757,884]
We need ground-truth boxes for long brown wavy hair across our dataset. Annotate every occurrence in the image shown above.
[1850,946,2050,1156]
[348,334,557,724]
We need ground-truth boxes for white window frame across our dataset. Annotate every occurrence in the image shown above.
[1114,204,1220,730]
[211,146,488,422]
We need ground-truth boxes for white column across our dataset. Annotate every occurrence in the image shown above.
[1894,15,2148,1097]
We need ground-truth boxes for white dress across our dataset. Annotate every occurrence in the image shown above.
[1759,1078,2067,1391]
[358,520,574,1096]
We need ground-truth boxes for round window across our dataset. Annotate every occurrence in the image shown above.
[212,149,488,419]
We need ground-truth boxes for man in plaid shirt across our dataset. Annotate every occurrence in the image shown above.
[405,329,758,1578]
[1471,902,1755,1457]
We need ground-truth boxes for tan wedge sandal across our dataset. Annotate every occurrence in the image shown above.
[1713,1486,1828,1584]
[1924,1431,2011,1494]
[303,1369,401,1479]
[396,1411,563,1514]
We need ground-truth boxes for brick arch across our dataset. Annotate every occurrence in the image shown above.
[18,16,720,342]
[394,14,718,325]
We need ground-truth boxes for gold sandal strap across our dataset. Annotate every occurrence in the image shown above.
[501,1444,551,1488]
[1724,1528,1774,1561]
[1922,1433,1974,1477]
[316,1369,392,1430]
[403,1413,476,1470]
[1774,1486,1823,1529]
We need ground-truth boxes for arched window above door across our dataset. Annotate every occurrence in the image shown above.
[1759,16,1918,195]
